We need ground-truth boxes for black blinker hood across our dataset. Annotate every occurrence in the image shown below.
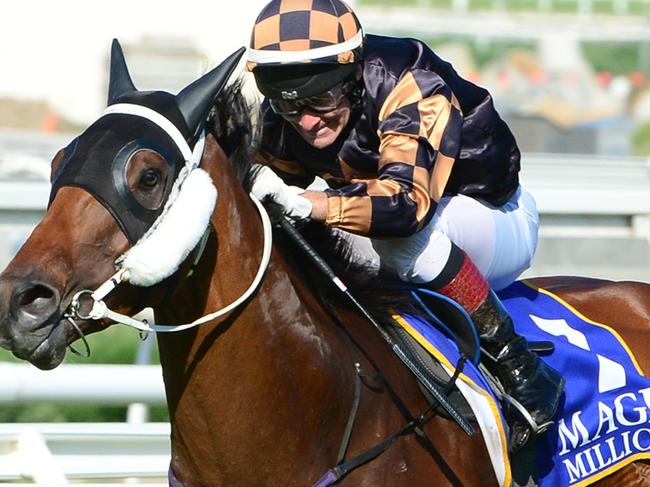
[49,92,186,244]
[48,40,245,244]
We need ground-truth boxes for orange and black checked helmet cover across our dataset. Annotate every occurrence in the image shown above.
[248,0,364,68]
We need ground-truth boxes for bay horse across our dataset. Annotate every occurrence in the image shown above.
[0,41,649,486]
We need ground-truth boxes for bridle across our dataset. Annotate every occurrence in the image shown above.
[63,103,273,355]
[66,196,271,333]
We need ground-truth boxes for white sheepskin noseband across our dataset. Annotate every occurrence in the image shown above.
[105,103,217,287]
[119,167,216,286]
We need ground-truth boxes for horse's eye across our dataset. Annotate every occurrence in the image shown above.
[139,168,161,189]
[126,151,169,210]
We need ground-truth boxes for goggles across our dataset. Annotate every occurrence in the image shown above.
[269,80,354,119]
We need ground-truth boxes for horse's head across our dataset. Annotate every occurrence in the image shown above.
[0,40,244,369]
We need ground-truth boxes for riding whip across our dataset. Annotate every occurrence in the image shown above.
[278,217,475,436]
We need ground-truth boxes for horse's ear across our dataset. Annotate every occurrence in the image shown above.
[176,47,246,140]
[108,39,137,106]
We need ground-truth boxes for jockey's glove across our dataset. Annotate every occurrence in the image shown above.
[251,164,312,222]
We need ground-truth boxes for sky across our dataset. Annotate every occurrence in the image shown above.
[1,0,273,123]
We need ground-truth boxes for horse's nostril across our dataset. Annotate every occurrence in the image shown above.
[14,284,58,318]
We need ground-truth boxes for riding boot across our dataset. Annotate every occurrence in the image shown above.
[422,243,564,450]
[471,289,565,450]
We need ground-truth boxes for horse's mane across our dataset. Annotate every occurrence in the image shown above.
[208,75,262,191]
[208,78,409,314]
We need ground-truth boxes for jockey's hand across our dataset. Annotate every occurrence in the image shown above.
[251,164,312,222]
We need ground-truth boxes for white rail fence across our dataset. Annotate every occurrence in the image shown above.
[1,152,647,244]
[522,153,650,240]
[0,363,165,405]
[0,422,169,486]
[0,363,169,485]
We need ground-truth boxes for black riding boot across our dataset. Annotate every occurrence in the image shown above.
[423,243,564,451]
[472,290,565,450]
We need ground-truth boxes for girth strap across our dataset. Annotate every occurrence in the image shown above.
[336,363,362,466]
[312,363,435,487]
[314,421,419,487]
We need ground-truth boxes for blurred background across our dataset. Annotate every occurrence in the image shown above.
[0,0,648,484]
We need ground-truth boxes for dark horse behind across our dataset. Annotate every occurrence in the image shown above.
[0,41,649,486]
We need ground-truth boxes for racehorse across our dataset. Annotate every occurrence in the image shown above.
[0,42,649,486]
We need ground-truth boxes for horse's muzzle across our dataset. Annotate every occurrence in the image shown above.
[0,277,68,369]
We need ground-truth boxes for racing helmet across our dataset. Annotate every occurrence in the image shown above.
[248,0,364,100]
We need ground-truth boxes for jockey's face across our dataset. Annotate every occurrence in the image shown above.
[268,79,354,149]
[288,97,352,149]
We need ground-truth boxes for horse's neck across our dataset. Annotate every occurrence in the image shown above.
[154,137,273,375]
[154,140,353,480]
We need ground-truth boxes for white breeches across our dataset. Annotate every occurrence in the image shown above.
[336,185,539,291]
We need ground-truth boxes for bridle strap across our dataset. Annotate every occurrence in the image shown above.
[104,104,194,165]
[70,192,272,333]
[66,102,272,333]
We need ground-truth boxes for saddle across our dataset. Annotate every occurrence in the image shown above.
[392,288,554,417]
[387,289,554,487]
[386,318,476,420]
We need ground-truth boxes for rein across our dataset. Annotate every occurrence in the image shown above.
[67,193,272,334]
[277,218,475,484]
[279,218,474,436]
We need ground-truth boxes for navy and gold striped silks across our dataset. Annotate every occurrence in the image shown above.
[255,34,520,238]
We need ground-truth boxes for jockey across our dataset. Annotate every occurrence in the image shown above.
[247,0,564,450]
